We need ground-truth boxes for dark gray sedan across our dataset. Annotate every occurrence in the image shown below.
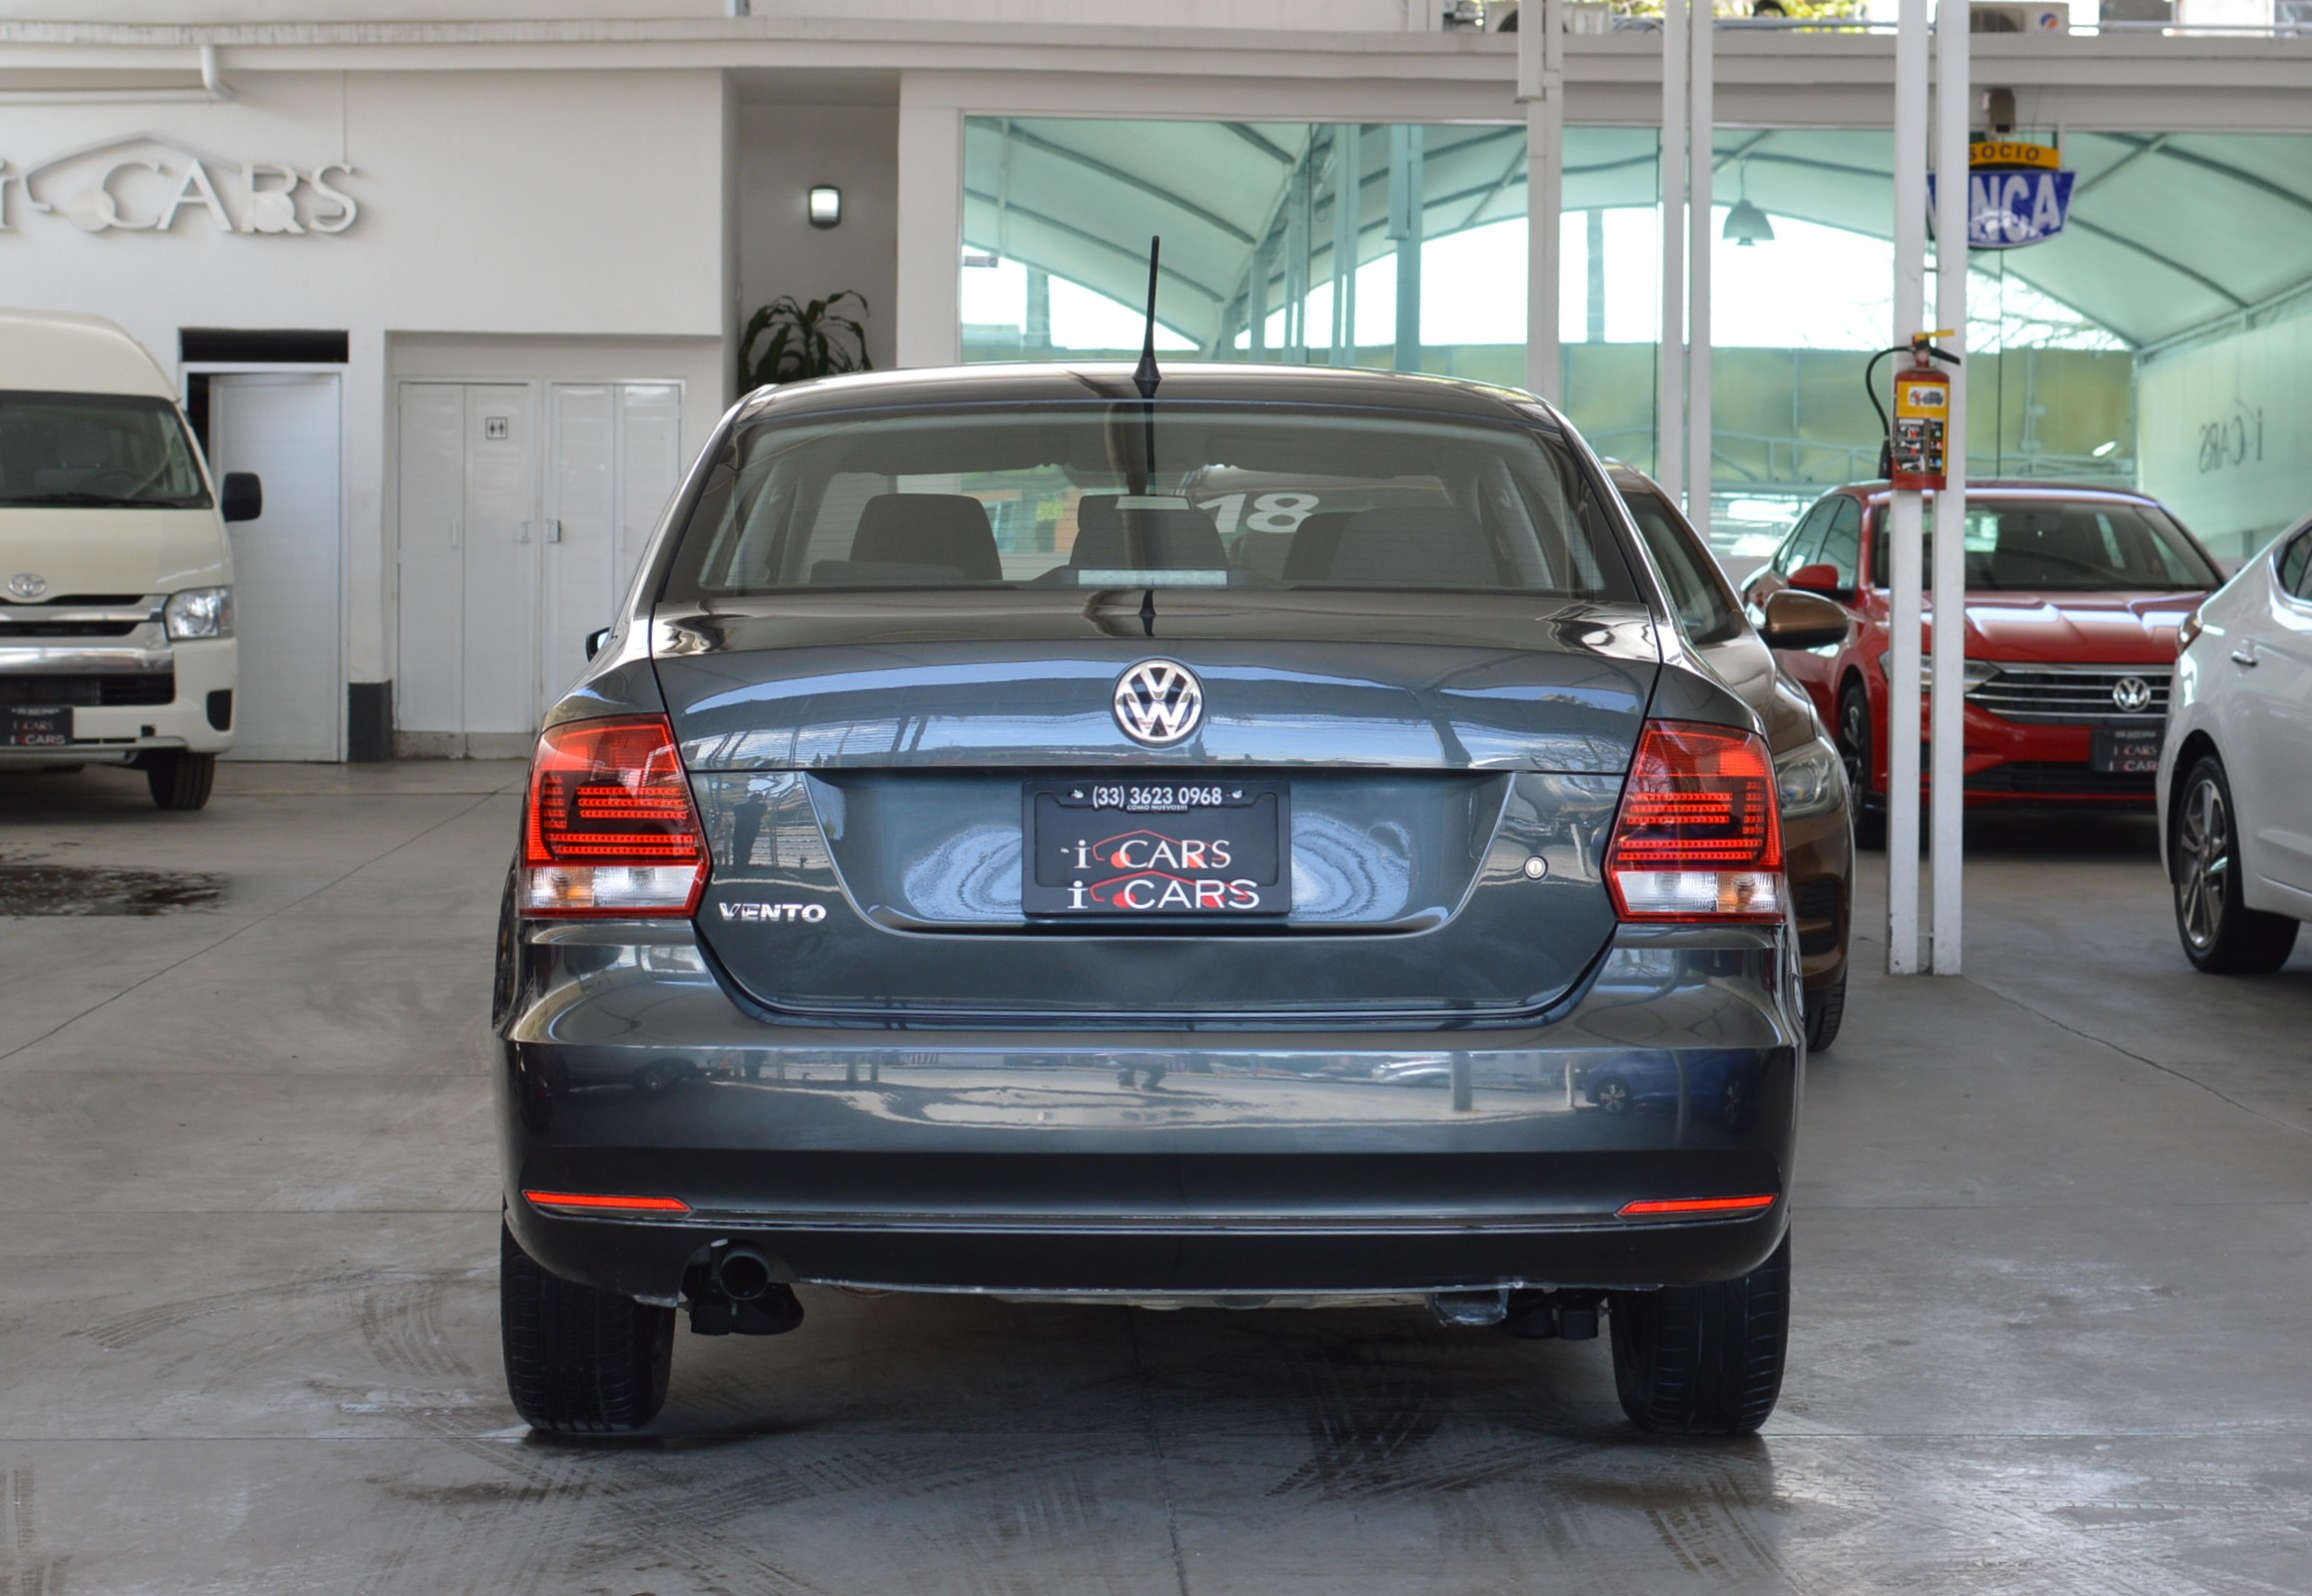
[494,364,1803,1438]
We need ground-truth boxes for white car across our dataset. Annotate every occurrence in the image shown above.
[2159,517,2312,972]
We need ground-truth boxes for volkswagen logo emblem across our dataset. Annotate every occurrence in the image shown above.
[1113,659,1204,746]
[2111,675,2153,714]
[5,572,46,601]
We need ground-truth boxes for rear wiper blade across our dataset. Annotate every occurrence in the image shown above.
[1,491,185,508]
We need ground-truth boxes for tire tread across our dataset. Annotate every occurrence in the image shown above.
[499,1221,674,1433]
[1610,1232,1791,1436]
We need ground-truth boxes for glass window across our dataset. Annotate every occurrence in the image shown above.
[2279,526,2312,599]
[662,403,1638,602]
[1622,488,1743,646]
[1816,497,1862,587]
[1775,499,1835,576]
[0,392,209,509]
[961,119,1668,481]
[1870,498,2222,591]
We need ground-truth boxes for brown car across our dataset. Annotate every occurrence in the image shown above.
[1609,465,1857,1051]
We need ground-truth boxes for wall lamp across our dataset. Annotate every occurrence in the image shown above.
[808,185,842,229]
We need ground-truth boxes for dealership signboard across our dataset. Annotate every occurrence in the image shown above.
[0,135,358,236]
[1928,140,2073,249]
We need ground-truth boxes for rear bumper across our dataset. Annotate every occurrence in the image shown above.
[496,919,1804,1301]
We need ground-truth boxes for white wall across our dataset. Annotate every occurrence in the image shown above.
[735,97,899,375]
[2137,306,2312,560]
[0,66,728,706]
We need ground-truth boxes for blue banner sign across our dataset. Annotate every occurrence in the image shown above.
[1928,167,2076,250]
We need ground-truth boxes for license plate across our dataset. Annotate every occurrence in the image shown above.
[2091,725,2162,775]
[1024,779,1289,916]
[2,706,71,748]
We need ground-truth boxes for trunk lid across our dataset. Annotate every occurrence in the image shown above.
[657,590,1659,1025]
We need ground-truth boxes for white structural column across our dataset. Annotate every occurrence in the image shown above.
[1929,0,1969,973]
[1658,0,1688,504]
[895,85,964,368]
[1521,0,1565,399]
[1685,0,1714,540]
[1887,0,1930,974]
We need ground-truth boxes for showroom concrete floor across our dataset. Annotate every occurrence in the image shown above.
[0,761,2308,1596]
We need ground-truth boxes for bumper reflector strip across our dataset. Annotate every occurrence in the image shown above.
[523,1190,691,1215]
[1618,1194,1778,1217]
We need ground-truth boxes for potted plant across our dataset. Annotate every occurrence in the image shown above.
[739,291,872,389]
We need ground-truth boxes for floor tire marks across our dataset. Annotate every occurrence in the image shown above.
[357,1275,474,1379]
[78,1270,377,1350]
[1,1468,68,1596]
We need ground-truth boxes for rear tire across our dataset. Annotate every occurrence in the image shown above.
[1609,1232,1791,1436]
[2171,755,2299,975]
[145,751,216,811]
[1836,684,1884,851]
[1804,970,1847,1053]
[499,1220,675,1433]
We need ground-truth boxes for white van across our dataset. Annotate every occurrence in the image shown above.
[0,311,258,810]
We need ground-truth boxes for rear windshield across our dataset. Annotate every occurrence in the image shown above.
[659,402,1638,602]
[0,392,210,510]
[1871,498,2219,592]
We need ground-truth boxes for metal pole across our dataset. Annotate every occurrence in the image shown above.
[1659,0,1687,500]
[1389,125,1425,373]
[1521,0,1565,399]
[1929,0,1969,975]
[1332,125,1358,365]
[1888,0,1929,975]
[1686,0,1714,541]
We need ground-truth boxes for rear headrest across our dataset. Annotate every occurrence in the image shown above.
[1071,494,1226,570]
[850,493,1002,581]
[1326,506,1498,588]
[1280,510,1355,582]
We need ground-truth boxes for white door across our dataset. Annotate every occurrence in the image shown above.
[2242,534,2312,894]
[394,383,537,752]
[539,382,683,716]
[206,373,343,761]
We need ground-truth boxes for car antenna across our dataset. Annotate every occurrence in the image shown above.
[1131,235,1161,613]
[1133,235,1162,401]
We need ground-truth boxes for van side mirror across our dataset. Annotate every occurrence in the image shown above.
[1787,561,1846,598]
[220,472,263,524]
[584,626,613,661]
[1760,588,1851,651]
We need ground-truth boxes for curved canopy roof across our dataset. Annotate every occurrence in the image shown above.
[963,118,2312,355]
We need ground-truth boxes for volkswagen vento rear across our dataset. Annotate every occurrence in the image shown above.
[492,366,1804,1438]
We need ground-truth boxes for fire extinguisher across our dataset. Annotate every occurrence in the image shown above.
[1866,331,1963,490]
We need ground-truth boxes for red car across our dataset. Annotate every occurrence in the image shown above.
[1742,481,2224,843]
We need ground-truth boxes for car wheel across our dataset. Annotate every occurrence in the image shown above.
[1609,1231,1790,1436]
[1803,969,1847,1053]
[1593,1076,1632,1115]
[2171,755,2299,975]
[500,1219,675,1433]
[145,751,216,811]
[1836,684,1884,850]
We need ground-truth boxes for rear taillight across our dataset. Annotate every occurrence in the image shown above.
[2176,609,2203,651]
[520,714,708,917]
[1606,720,1785,923]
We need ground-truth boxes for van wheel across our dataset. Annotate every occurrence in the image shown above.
[146,751,216,811]
[2172,755,2299,974]
[1609,1232,1790,1436]
[1837,684,1884,850]
[500,1220,675,1433]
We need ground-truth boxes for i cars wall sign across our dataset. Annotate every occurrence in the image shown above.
[0,135,359,237]
[1113,659,1203,746]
